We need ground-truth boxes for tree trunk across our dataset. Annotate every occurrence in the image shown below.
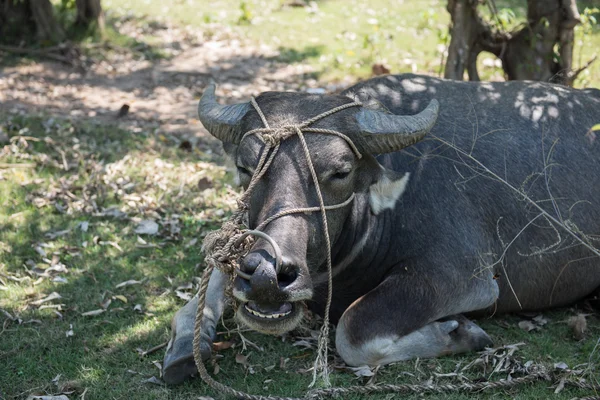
[445,0,582,85]
[0,0,64,44]
[30,0,65,43]
[75,0,105,36]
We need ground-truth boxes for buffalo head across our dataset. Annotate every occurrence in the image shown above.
[198,85,439,334]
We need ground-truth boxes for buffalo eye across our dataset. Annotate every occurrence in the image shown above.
[330,170,351,181]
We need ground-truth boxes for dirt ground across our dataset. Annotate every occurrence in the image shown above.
[0,19,342,147]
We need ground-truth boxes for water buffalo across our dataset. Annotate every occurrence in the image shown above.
[162,74,600,384]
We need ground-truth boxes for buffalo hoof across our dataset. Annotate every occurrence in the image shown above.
[162,297,212,385]
[444,314,493,352]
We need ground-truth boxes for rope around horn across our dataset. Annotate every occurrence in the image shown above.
[191,98,599,399]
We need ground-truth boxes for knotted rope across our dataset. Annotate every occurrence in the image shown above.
[191,98,599,400]
[194,98,363,396]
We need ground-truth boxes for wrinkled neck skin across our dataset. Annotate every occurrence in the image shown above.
[308,190,397,322]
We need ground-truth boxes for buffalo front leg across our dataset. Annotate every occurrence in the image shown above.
[335,272,497,366]
[162,269,228,384]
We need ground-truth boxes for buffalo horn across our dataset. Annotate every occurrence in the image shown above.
[197,84,251,144]
[356,99,439,154]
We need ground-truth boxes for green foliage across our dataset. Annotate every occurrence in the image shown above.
[238,1,253,25]
[495,7,516,30]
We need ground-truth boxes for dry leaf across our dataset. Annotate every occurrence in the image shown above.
[532,315,548,326]
[371,63,391,76]
[518,320,537,332]
[175,290,192,301]
[348,365,375,378]
[141,376,163,385]
[31,292,62,306]
[79,221,89,232]
[101,298,112,309]
[66,324,74,337]
[27,396,70,400]
[113,295,128,303]
[568,314,587,340]
[235,353,249,367]
[213,341,234,351]
[81,309,105,317]
[135,220,159,235]
[554,361,569,370]
[115,279,143,288]
[554,377,566,394]
[185,238,198,248]
[133,304,143,312]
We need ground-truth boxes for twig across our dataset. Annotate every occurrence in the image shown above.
[570,56,598,82]
[0,44,74,65]
[0,163,36,169]
[433,134,600,259]
[139,341,168,357]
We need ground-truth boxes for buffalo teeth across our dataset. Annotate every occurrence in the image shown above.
[244,304,291,319]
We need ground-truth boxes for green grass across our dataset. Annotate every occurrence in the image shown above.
[1,114,599,400]
[101,0,600,87]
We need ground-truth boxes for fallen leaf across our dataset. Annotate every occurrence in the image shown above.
[66,324,74,337]
[101,298,112,309]
[151,360,162,372]
[31,292,62,306]
[175,290,192,301]
[135,220,159,235]
[81,309,105,317]
[518,320,537,332]
[197,177,213,191]
[45,229,71,239]
[554,361,569,370]
[79,221,89,232]
[568,314,587,340]
[185,238,198,248]
[141,376,163,385]
[133,304,143,313]
[371,63,391,76]
[235,353,249,367]
[532,315,548,326]
[348,365,375,378]
[113,295,128,303]
[554,377,566,394]
[213,341,234,351]
[27,396,70,400]
[115,279,143,288]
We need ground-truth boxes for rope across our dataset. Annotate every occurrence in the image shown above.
[191,98,600,399]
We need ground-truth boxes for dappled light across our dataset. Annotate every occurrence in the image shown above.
[1,1,600,400]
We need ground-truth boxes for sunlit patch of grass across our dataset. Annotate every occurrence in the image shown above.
[101,0,600,87]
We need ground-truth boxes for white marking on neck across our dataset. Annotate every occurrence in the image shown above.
[369,172,411,214]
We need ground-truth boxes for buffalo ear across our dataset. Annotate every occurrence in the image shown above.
[368,169,410,215]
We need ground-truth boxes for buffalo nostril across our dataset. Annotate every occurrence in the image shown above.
[277,260,300,288]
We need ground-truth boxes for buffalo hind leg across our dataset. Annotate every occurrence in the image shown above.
[162,269,228,384]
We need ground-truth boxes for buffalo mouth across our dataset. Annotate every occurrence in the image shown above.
[237,301,304,334]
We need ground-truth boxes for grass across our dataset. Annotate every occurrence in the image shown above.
[1,1,600,399]
[1,114,599,400]
[101,0,600,87]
